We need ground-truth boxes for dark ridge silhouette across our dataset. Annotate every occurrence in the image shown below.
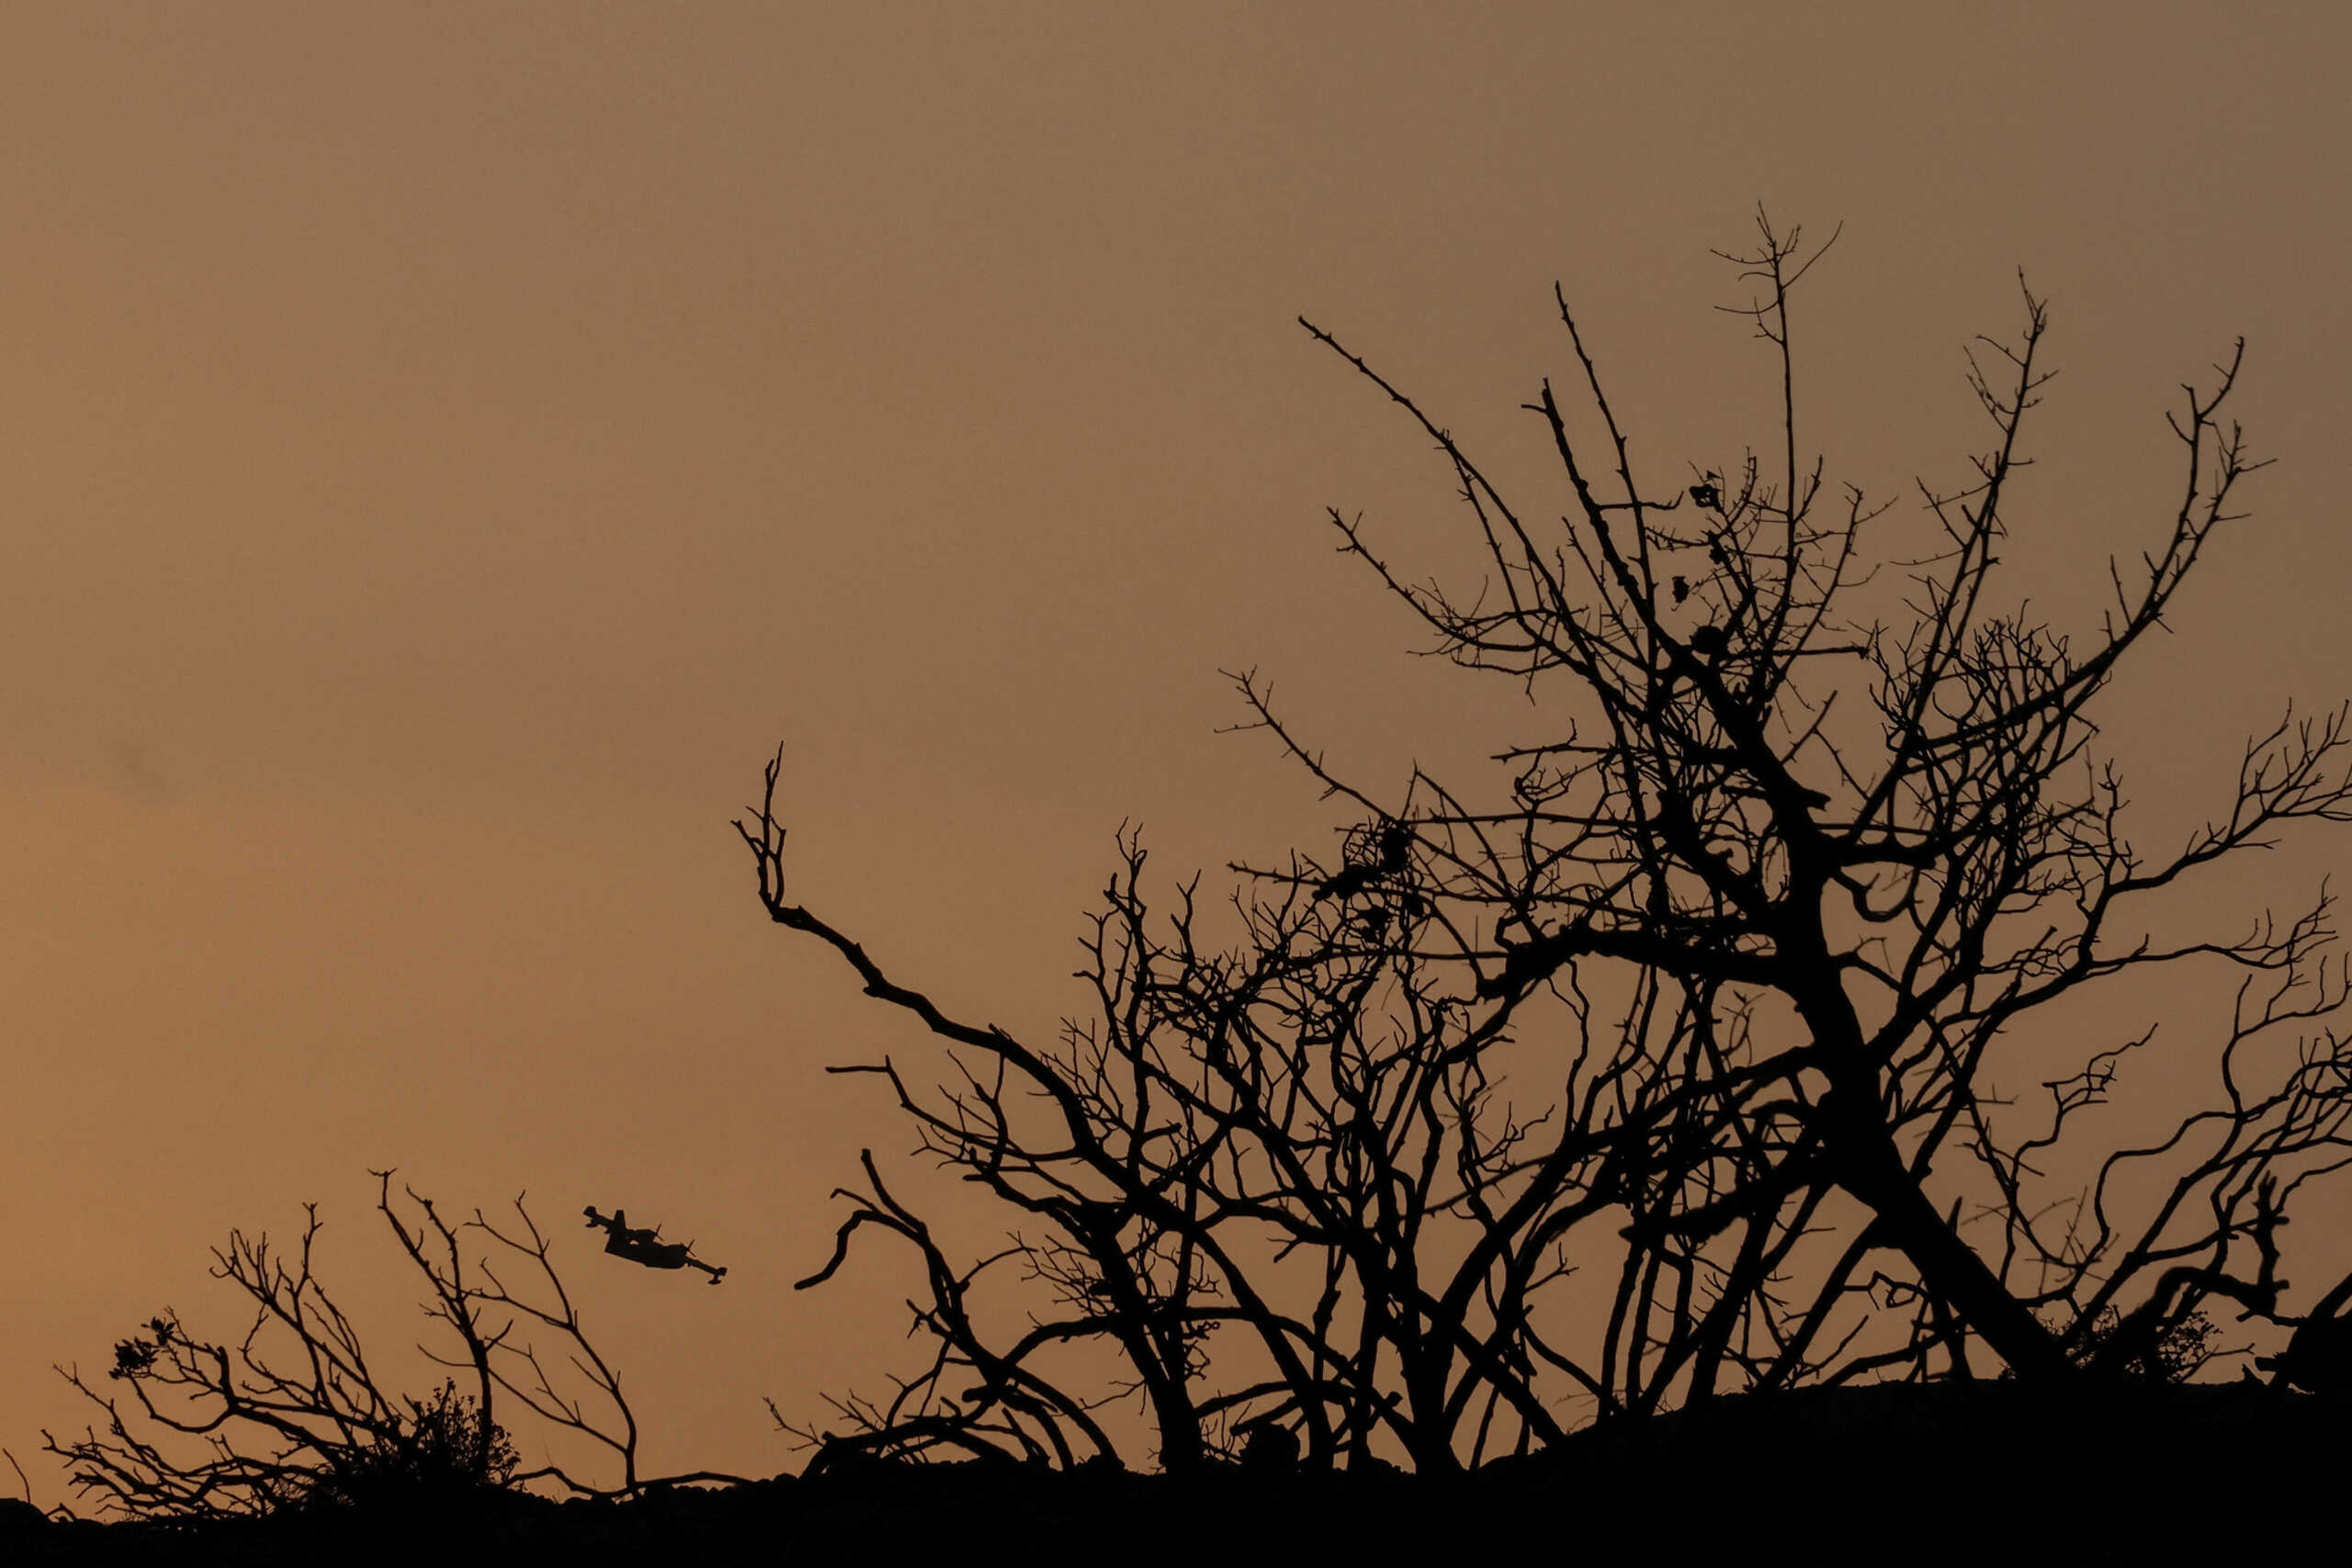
[8,1386,2350,1565]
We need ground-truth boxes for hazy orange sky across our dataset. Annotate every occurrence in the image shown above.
[6,2,2350,1501]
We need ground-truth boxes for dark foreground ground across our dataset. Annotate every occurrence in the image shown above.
[6,1382,2340,1566]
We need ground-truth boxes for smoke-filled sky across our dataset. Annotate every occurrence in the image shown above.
[5,2,2348,1500]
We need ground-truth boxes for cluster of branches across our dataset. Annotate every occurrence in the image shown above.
[744,213,2352,1475]
[44,1171,740,1519]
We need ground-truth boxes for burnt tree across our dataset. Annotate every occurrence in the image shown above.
[745,212,2352,1472]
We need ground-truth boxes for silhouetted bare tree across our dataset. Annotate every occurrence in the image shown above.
[45,1172,741,1517]
[744,212,2352,1473]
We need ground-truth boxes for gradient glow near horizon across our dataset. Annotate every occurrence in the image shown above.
[5,2,2349,1503]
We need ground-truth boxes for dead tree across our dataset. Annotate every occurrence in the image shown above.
[745,212,2352,1472]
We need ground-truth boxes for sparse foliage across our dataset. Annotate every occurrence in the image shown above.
[44,1172,740,1518]
[747,212,2352,1472]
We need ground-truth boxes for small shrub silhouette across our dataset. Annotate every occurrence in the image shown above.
[277,1381,520,1516]
[46,1173,742,1520]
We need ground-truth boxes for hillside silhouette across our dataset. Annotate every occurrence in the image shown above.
[9,1381,2349,1564]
